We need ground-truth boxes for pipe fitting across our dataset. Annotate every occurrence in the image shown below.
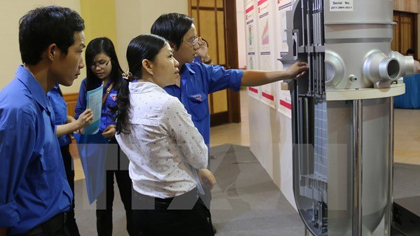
[363,50,400,88]
[388,51,415,78]
[325,50,345,88]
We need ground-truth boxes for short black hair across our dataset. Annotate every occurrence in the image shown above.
[406,48,415,55]
[151,13,193,50]
[19,6,85,65]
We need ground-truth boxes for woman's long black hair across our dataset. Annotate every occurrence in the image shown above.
[85,37,123,91]
[116,34,167,134]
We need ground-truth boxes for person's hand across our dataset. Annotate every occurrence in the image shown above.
[198,168,216,190]
[286,61,309,79]
[197,37,211,63]
[67,115,76,124]
[76,109,93,129]
[102,125,116,139]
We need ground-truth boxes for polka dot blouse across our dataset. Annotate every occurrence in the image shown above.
[115,82,208,199]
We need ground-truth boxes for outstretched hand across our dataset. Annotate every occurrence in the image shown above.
[286,61,309,79]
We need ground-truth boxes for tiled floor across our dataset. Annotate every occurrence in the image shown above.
[394,108,420,165]
[209,89,250,148]
[73,89,420,181]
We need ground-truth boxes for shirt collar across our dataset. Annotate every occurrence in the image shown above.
[129,81,167,94]
[104,78,113,88]
[16,65,49,110]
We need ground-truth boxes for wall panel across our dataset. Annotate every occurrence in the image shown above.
[0,0,82,92]
[394,0,419,13]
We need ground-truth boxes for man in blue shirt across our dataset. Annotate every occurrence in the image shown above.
[152,13,308,150]
[0,6,88,236]
[151,13,308,233]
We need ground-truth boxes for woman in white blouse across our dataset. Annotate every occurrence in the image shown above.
[115,34,216,236]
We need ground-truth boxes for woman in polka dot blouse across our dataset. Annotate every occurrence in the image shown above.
[115,34,216,236]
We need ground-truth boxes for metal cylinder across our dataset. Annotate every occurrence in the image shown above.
[286,1,406,235]
[323,0,413,89]
[327,98,392,235]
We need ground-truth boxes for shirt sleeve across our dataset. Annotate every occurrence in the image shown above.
[74,79,87,119]
[162,98,208,170]
[47,90,66,126]
[199,63,243,94]
[0,109,36,227]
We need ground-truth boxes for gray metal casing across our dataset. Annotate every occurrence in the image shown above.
[283,1,412,235]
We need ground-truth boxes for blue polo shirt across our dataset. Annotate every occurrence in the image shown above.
[47,84,72,147]
[0,66,72,235]
[164,62,243,147]
[74,78,117,132]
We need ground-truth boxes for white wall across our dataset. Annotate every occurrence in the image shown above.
[0,0,188,93]
[115,0,188,70]
[244,0,297,209]
[0,0,82,93]
[248,97,296,209]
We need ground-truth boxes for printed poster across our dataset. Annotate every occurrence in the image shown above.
[276,82,292,118]
[257,0,276,108]
[275,0,293,70]
[245,0,261,99]
[275,0,293,117]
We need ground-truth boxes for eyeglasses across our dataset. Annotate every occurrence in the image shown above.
[90,59,110,69]
[183,37,199,46]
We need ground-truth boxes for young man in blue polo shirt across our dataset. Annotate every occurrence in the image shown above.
[151,13,308,233]
[0,6,89,236]
[152,13,308,150]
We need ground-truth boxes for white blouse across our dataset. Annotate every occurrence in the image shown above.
[115,82,208,198]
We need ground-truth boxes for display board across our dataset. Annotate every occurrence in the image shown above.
[245,0,261,99]
[275,0,293,118]
[245,0,298,210]
[276,84,292,118]
[257,0,276,108]
[275,0,293,59]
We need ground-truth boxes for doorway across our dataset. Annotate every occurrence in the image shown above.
[189,0,241,126]
[392,11,417,57]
